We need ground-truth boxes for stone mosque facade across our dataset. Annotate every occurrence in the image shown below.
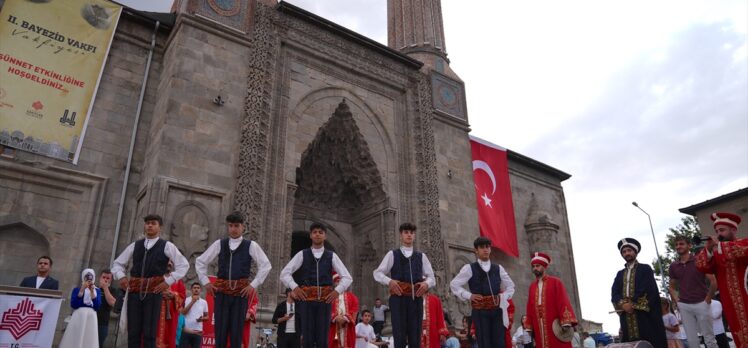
[0,0,582,341]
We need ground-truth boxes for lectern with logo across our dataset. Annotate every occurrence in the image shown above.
[0,285,62,348]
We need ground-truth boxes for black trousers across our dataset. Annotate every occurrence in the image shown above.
[179,332,202,348]
[299,300,331,348]
[715,333,729,348]
[215,292,249,348]
[472,308,504,348]
[373,321,385,336]
[389,295,423,348]
[127,292,162,348]
[98,324,108,348]
[278,332,301,348]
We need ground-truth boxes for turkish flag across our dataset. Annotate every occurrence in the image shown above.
[469,136,518,257]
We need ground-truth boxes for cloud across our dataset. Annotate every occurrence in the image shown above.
[526,20,747,192]
[285,0,386,43]
[520,21,747,331]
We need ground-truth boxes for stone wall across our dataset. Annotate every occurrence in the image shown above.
[505,156,581,322]
[684,190,748,239]
[0,14,166,345]
[0,2,582,342]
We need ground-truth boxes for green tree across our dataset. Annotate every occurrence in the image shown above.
[652,216,701,278]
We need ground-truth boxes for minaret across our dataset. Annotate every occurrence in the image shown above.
[388,0,459,79]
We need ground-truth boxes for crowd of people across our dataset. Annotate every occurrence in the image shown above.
[16,211,745,348]
[611,212,746,348]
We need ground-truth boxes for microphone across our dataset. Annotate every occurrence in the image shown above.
[692,235,726,244]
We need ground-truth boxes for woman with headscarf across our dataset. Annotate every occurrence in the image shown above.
[59,268,102,348]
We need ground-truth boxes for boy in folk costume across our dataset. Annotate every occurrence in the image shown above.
[281,222,353,348]
[451,237,515,348]
[525,252,578,348]
[373,223,437,348]
[329,273,359,348]
[195,212,272,348]
[111,214,189,348]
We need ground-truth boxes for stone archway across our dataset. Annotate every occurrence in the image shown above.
[292,99,389,307]
[0,223,50,286]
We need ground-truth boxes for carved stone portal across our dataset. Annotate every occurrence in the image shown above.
[293,99,389,307]
[295,99,386,218]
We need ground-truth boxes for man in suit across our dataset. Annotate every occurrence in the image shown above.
[273,288,301,348]
[19,256,59,290]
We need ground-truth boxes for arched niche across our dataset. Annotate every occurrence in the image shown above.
[0,222,51,286]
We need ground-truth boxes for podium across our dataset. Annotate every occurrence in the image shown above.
[0,285,63,348]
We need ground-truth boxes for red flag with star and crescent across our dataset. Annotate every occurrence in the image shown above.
[469,136,518,257]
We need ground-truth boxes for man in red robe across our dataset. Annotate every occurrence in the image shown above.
[503,298,515,348]
[421,293,449,348]
[696,212,748,347]
[525,252,577,348]
[155,274,185,348]
[329,273,359,348]
[235,292,259,348]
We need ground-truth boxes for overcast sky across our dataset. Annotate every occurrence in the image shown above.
[121,0,747,334]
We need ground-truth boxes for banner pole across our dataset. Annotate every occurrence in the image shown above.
[110,19,160,266]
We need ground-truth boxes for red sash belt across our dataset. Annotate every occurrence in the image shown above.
[471,295,501,310]
[300,285,333,302]
[213,278,250,296]
[390,281,417,297]
[127,276,165,294]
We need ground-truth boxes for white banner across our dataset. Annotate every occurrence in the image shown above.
[0,294,61,348]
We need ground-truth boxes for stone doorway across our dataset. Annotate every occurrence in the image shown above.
[291,99,390,309]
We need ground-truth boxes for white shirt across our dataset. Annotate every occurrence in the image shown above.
[183,297,208,331]
[372,246,436,288]
[623,262,636,298]
[711,300,725,334]
[674,311,687,339]
[373,304,389,322]
[279,247,352,294]
[194,238,272,288]
[35,276,46,288]
[355,322,376,348]
[663,313,680,340]
[285,302,296,333]
[572,332,581,348]
[449,260,515,301]
[111,237,189,285]
[513,326,532,345]
[583,337,596,348]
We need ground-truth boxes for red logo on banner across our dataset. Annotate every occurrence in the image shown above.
[0,298,44,340]
[32,101,43,110]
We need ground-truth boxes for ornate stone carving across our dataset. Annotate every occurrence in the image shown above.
[413,76,447,295]
[387,0,447,57]
[274,10,415,88]
[234,3,278,240]
[186,0,253,32]
[294,99,386,218]
[170,204,211,287]
[382,208,397,251]
[431,71,466,119]
[207,0,241,17]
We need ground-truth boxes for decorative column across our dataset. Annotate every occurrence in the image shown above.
[387,0,447,58]
[524,194,561,275]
